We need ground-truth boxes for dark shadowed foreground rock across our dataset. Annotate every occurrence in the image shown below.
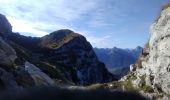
[0,37,17,67]
[0,86,147,100]
[0,14,12,34]
[14,62,56,87]
[0,67,21,90]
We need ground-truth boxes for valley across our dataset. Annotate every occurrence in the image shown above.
[0,2,170,100]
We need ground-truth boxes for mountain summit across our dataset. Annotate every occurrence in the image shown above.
[40,29,116,84]
[0,14,12,34]
[41,29,81,49]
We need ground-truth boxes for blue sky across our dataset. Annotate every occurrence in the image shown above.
[0,0,169,48]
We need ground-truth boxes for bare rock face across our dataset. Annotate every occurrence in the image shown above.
[41,30,115,84]
[147,7,170,95]
[24,62,56,86]
[121,6,170,100]
[0,14,12,34]
[0,37,17,67]
[14,66,36,87]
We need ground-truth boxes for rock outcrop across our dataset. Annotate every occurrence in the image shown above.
[0,37,17,67]
[121,5,170,100]
[24,62,55,86]
[0,35,58,89]
[0,14,12,34]
[40,30,115,84]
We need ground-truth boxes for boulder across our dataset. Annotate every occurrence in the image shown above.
[24,62,55,86]
[14,66,35,87]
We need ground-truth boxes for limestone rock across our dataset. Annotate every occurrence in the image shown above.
[130,64,136,72]
[122,6,170,100]
[141,7,170,94]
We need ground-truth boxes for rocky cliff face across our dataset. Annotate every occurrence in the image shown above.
[121,5,170,100]
[41,30,114,84]
[0,14,115,89]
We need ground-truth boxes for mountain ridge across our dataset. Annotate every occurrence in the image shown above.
[94,46,142,69]
[0,14,116,88]
[94,46,142,78]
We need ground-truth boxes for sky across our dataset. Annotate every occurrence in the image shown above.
[0,0,169,48]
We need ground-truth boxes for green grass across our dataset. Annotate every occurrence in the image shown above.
[143,42,150,55]
[137,60,142,68]
[138,75,154,93]
[155,3,170,22]
[121,73,154,93]
[139,75,146,87]
[86,81,123,90]
[135,42,149,69]
[86,83,106,90]
[42,31,80,49]
[122,79,134,91]
[35,62,61,79]
[121,74,137,91]
[161,3,170,11]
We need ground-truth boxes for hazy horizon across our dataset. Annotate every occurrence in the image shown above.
[0,0,169,48]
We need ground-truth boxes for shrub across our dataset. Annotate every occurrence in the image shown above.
[155,3,170,22]
[139,75,154,93]
[161,3,170,11]
[121,74,137,91]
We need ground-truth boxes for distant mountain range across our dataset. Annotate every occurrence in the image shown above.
[94,46,142,78]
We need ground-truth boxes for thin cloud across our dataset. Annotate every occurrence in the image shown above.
[0,0,100,33]
[0,0,167,48]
